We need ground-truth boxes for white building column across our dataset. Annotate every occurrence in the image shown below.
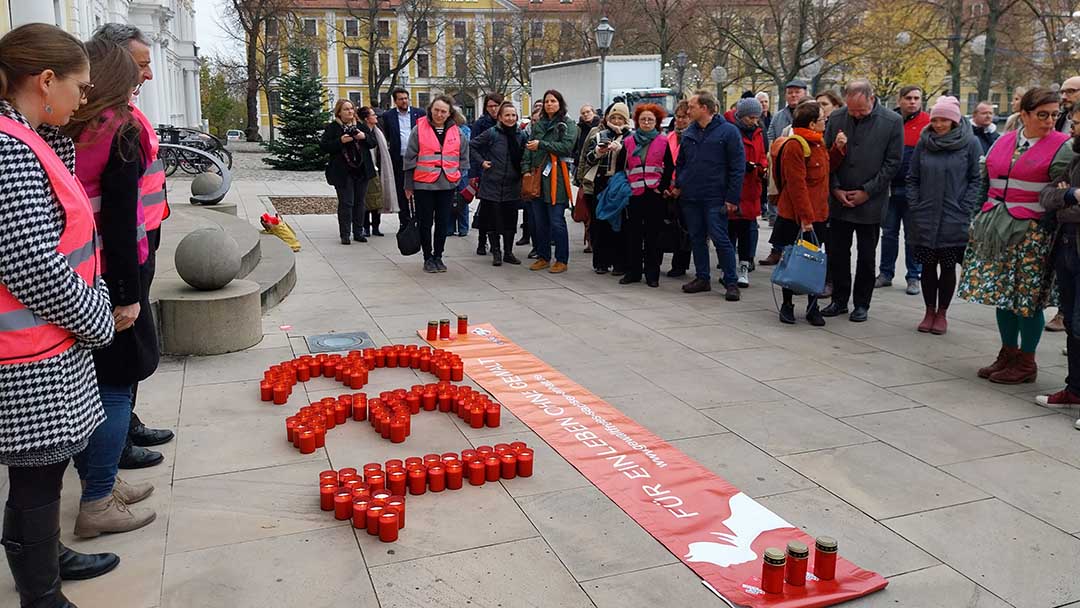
[184,67,199,128]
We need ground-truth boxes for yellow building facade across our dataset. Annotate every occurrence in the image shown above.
[258,0,590,138]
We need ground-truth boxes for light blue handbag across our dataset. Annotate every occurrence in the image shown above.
[770,231,827,295]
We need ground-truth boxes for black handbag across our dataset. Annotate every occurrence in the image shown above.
[396,204,422,256]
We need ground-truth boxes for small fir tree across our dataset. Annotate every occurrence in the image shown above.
[264,47,331,170]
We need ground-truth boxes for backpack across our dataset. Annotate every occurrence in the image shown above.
[770,134,811,194]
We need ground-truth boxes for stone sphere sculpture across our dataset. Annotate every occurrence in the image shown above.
[174,228,241,290]
[191,172,224,198]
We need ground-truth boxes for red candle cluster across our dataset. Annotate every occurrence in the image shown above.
[316,443,534,543]
[259,344,468,405]
[758,536,839,594]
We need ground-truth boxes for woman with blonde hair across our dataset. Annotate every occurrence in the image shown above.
[321,98,377,244]
[0,23,117,606]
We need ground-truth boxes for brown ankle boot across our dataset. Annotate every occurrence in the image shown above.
[978,345,1020,379]
[113,477,154,505]
[74,494,156,539]
[989,351,1038,384]
[918,307,936,333]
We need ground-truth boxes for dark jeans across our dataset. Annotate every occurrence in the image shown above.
[728,218,755,261]
[530,199,569,264]
[681,199,738,285]
[586,193,625,271]
[394,168,411,227]
[414,189,453,260]
[828,218,880,309]
[334,174,369,239]
[1055,229,1080,394]
[74,384,132,502]
[880,189,922,281]
[625,195,665,281]
[363,210,381,233]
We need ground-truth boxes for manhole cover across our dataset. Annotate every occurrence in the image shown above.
[305,331,375,353]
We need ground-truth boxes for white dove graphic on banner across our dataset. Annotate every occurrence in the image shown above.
[685,492,795,567]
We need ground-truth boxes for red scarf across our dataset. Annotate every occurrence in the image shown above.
[792,127,823,144]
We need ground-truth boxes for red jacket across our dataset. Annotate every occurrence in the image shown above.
[730,123,766,219]
[777,129,833,224]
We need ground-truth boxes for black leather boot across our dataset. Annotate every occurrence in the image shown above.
[3,500,76,607]
[129,412,174,447]
[502,233,521,265]
[118,440,164,469]
[59,541,119,581]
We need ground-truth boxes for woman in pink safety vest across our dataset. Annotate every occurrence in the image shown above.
[959,87,1075,385]
[403,95,470,274]
[0,24,118,606]
[62,39,159,541]
[619,103,675,288]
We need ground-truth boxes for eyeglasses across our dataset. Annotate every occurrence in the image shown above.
[1063,88,1080,95]
[72,78,94,99]
[1035,110,1062,121]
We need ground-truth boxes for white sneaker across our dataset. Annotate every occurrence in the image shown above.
[737,261,750,288]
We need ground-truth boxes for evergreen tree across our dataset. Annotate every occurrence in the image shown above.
[264,47,330,170]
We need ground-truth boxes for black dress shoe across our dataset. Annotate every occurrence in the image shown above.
[59,542,119,581]
[594,267,609,274]
[646,278,659,288]
[118,445,164,469]
[666,268,686,278]
[516,235,530,246]
[476,243,487,256]
[779,303,796,324]
[619,275,640,285]
[353,235,368,243]
[130,422,174,447]
[527,249,539,259]
[806,305,826,327]
[611,269,626,277]
[820,302,849,317]
[340,237,351,245]
[849,306,869,322]
[503,252,522,265]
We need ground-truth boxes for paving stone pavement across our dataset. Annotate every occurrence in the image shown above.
[4,170,1080,608]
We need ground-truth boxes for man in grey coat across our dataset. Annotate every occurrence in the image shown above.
[822,80,904,322]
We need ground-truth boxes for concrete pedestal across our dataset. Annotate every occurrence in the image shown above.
[156,279,262,355]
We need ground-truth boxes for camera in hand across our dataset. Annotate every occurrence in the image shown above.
[344,125,360,137]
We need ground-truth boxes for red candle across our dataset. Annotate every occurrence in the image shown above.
[457,314,468,334]
[445,462,463,490]
[334,402,349,425]
[272,384,288,405]
[516,449,534,477]
[312,425,325,448]
[352,499,370,529]
[319,483,336,511]
[786,541,809,586]
[339,467,358,479]
[298,430,316,454]
[333,491,352,520]
[469,407,484,429]
[366,472,386,492]
[500,452,517,479]
[410,351,421,369]
[386,350,398,368]
[349,370,364,390]
[297,365,310,382]
[324,361,336,378]
[404,457,423,468]
[352,486,371,501]
[322,408,335,430]
[310,359,322,377]
[390,419,406,443]
[285,418,299,443]
[363,463,382,477]
[406,393,420,415]
[420,354,431,372]
[260,381,273,401]
[379,414,392,440]
[439,318,451,340]
[319,470,338,486]
[426,321,438,341]
[421,391,436,411]
[468,460,486,486]
[353,395,368,421]
[385,458,404,471]
[371,489,392,503]
[388,470,407,496]
[761,548,786,594]
[427,464,446,492]
[343,479,362,493]
[437,392,452,411]
[476,445,494,457]
[484,456,500,482]
[407,467,427,495]
[510,441,527,453]
[814,537,838,581]
[486,404,501,427]
[423,453,441,466]
[378,512,399,542]
[387,496,406,529]
[366,505,384,536]
[451,363,464,382]
[374,350,385,368]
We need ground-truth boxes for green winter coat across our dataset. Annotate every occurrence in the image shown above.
[522,115,578,206]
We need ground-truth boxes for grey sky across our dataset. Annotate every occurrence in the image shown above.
[194,0,239,57]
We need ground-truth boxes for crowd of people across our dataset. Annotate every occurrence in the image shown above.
[7,18,1080,607]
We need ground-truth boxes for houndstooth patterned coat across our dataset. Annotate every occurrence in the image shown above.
[0,101,114,467]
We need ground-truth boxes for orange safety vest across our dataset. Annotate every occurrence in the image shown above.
[130,105,169,231]
[414,116,461,184]
[0,117,100,364]
[668,132,680,183]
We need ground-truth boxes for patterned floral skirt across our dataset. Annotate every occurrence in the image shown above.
[958,219,1056,317]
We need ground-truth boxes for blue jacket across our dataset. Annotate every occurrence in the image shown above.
[675,114,745,205]
[596,171,631,232]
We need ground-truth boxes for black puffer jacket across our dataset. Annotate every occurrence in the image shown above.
[470,124,527,202]
[321,121,377,186]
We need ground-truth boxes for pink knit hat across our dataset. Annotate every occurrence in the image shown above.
[930,96,962,124]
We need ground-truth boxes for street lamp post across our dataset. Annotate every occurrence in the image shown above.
[711,65,727,111]
[675,51,689,100]
[595,17,615,109]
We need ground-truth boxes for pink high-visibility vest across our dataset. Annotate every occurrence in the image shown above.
[982,129,1070,220]
[130,105,169,231]
[624,133,668,196]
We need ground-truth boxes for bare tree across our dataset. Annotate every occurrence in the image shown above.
[331,0,444,108]
[223,0,299,141]
[1018,0,1080,84]
[975,0,1025,100]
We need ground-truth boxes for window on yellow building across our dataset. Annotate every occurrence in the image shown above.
[378,20,390,37]
[346,19,358,37]
[455,21,467,38]
[560,21,572,38]
[530,49,544,66]
[303,18,317,37]
[347,52,361,78]
[417,54,430,78]
[531,21,544,37]
[494,55,505,82]
[378,53,391,77]
[266,51,280,78]
[455,52,467,78]
[268,91,281,115]
[308,53,320,77]
[418,92,431,108]
[349,92,363,106]
[265,19,279,37]
[417,20,429,42]
[493,21,506,39]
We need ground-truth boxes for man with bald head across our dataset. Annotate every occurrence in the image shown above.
[1057,76,1080,133]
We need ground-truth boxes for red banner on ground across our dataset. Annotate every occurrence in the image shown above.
[422,324,886,607]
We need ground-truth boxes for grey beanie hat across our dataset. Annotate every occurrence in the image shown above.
[735,97,763,120]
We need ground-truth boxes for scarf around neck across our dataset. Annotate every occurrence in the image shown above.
[922,118,972,153]
[632,128,659,162]
[498,122,524,169]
